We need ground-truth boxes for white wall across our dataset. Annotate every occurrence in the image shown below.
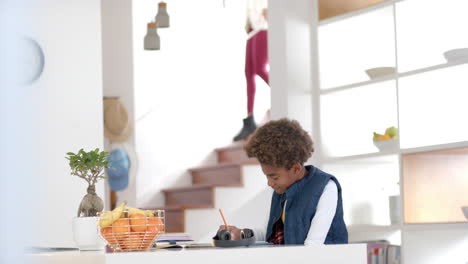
[28,0,105,248]
[101,0,137,208]
[0,1,37,262]
[132,0,270,208]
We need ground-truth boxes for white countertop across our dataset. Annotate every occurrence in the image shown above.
[27,244,367,264]
[26,249,105,264]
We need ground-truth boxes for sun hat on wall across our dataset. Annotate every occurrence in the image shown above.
[107,148,130,191]
[103,98,131,143]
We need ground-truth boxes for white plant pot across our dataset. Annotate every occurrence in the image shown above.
[72,216,105,251]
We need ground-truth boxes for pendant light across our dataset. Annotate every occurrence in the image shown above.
[155,2,170,28]
[144,22,160,50]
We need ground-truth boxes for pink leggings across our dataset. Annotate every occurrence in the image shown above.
[245,30,269,115]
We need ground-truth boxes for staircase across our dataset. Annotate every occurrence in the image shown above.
[145,142,264,234]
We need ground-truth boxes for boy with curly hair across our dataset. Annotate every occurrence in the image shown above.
[221,118,347,245]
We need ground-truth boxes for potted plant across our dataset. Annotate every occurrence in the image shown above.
[66,148,110,250]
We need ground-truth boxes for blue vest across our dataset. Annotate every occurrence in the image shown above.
[265,165,348,244]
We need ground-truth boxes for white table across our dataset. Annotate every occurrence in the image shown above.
[28,244,367,264]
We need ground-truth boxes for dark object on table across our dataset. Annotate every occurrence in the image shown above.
[213,228,255,247]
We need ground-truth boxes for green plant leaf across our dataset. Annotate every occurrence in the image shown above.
[66,148,110,183]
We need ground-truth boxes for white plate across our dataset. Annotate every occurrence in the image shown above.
[365,67,396,79]
[443,48,468,62]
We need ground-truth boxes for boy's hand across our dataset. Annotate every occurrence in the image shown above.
[218,225,241,240]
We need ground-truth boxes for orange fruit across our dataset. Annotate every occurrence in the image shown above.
[123,233,143,250]
[112,218,130,242]
[130,214,147,232]
[140,217,163,249]
[101,227,118,246]
[141,233,155,249]
[378,134,391,141]
[147,217,164,234]
[119,240,128,250]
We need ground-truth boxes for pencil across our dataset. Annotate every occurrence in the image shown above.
[218,209,228,230]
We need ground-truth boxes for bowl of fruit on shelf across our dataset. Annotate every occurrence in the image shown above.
[373,126,399,152]
[98,202,165,252]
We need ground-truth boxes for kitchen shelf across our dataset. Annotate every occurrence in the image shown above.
[319,0,405,26]
[315,0,468,262]
[321,59,468,95]
[323,151,398,164]
[398,59,468,79]
[347,224,402,233]
[400,141,468,155]
[324,141,468,162]
[402,222,468,231]
[321,74,396,95]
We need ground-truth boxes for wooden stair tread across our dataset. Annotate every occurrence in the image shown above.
[152,142,258,233]
[215,142,245,152]
[140,206,185,233]
[188,162,242,172]
[164,186,214,210]
[188,160,258,172]
[162,183,243,193]
[214,144,258,164]
[163,184,243,210]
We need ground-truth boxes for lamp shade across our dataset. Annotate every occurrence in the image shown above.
[144,22,160,50]
[155,2,170,28]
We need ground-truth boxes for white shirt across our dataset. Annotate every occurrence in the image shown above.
[253,180,338,245]
[246,0,268,39]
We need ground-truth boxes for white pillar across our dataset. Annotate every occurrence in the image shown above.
[268,0,323,161]
[101,0,137,208]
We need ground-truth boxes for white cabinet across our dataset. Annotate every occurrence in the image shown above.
[314,0,468,263]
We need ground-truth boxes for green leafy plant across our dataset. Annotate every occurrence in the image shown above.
[66,148,110,217]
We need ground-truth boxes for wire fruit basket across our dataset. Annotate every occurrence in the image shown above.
[98,209,165,252]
